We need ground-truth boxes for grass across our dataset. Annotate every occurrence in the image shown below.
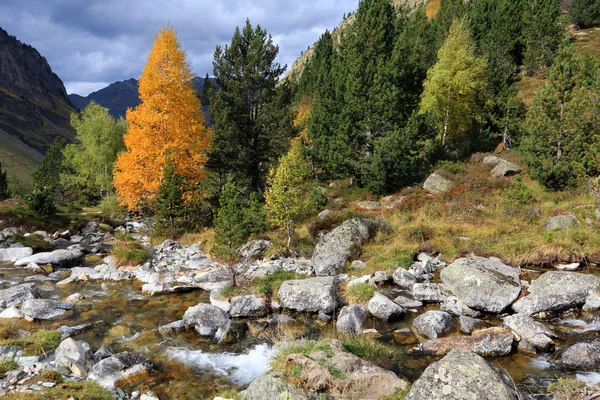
[342,282,377,305]
[547,378,599,399]
[0,201,71,233]
[1,330,62,356]
[212,388,242,400]
[515,75,545,108]
[381,386,412,400]
[340,334,394,369]
[573,27,600,61]
[112,240,152,266]
[11,234,54,251]
[0,359,17,376]
[272,340,343,386]
[3,381,113,400]
[39,369,64,384]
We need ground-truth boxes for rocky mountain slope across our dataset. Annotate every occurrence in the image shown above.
[0,27,75,188]
[69,76,218,121]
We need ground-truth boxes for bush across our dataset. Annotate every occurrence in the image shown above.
[25,189,56,220]
[11,234,54,252]
[343,282,377,304]
[435,160,466,175]
[340,334,394,368]
[112,241,151,266]
[503,175,536,205]
[0,359,16,376]
[99,194,126,216]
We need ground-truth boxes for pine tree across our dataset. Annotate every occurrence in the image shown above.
[201,73,214,106]
[62,101,126,200]
[419,19,487,152]
[114,25,212,211]
[0,163,10,201]
[156,151,185,229]
[522,0,563,76]
[264,138,311,251]
[32,137,66,194]
[570,0,600,28]
[208,20,290,192]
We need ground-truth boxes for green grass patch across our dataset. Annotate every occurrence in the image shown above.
[212,388,242,400]
[547,377,596,399]
[11,234,54,252]
[343,282,377,305]
[340,334,394,369]
[249,270,305,299]
[381,386,412,400]
[3,380,113,400]
[0,358,17,376]
[112,240,151,266]
[1,330,61,356]
[39,369,64,384]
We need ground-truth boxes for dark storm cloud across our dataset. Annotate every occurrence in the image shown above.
[0,0,357,95]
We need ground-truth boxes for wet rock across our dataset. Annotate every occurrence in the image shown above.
[0,307,23,319]
[553,335,600,371]
[441,296,479,317]
[229,295,267,318]
[459,316,487,334]
[440,256,521,313]
[21,299,74,320]
[545,214,580,231]
[423,173,454,195]
[413,327,513,357]
[240,240,271,260]
[88,352,155,390]
[209,288,231,312]
[407,349,519,400]
[393,328,417,345]
[336,305,367,334]
[93,345,114,363]
[312,218,378,276]
[15,247,85,268]
[0,283,39,308]
[81,221,99,236]
[393,295,423,309]
[512,271,600,315]
[0,247,33,262]
[158,320,185,334]
[491,160,521,178]
[392,267,417,290]
[413,310,453,339]
[58,323,93,339]
[278,277,338,314]
[503,314,556,351]
[183,304,230,337]
[65,293,84,304]
[368,292,405,321]
[54,338,93,378]
[215,320,248,344]
[583,291,600,311]
[413,283,448,302]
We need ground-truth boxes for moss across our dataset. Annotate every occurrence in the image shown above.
[547,378,595,399]
[2,380,113,400]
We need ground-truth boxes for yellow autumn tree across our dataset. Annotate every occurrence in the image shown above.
[114,25,212,210]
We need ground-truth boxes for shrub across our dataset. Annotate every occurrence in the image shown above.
[99,194,127,216]
[343,282,377,305]
[111,241,151,266]
[25,189,56,220]
[503,175,536,205]
[435,160,466,175]
[0,359,16,376]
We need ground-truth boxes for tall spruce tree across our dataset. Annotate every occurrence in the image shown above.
[32,137,66,194]
[201,73,213,106]
[522,0,563,76]
[0,163,10,200]
[570,0,600,28]
[208,20,291,192]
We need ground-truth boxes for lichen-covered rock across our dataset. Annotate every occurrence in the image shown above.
[0,283,39,308]
[336,305,367,334]
[491,160,521,178]
[21,299,74,320]
[440,257,521,313]
[15,247,85,268]
[88,352,155,390]
[459,316,487,334]
[183,303,230,337]
[0,247,33,262]
[553,335,600,371]
[413,327,513,357]
[312,218,378,276]
[545,214,580,231]
[413,283,448,303]
[393,295,423,309]
[229,295,267,318]
[407,349,519,400]
[423,173,454,195]
[54,338,93,378]
[512,271,600,315]
[278,277,338,314]
[441,296,479,316]
[240,240,271,260]
[243,371,321,400]
[392,267,417,289]
[413,310,452,339]
[368,292,404,321]
[502,314,556,351]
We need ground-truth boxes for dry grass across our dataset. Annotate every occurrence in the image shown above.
[515,75,546,108]
[573,27,600,61]
[426,0,441,18]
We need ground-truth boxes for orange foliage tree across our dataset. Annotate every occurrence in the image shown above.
[114,25,212,210]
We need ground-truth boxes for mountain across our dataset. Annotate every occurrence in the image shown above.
[0,27,76,189]
[69,76,218,122]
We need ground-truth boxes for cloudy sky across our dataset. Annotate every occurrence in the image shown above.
[0,0,358,96]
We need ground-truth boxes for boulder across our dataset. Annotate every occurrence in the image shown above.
[209,288,231,312]
[278,277,338,314]
[441,296,479,317]
[354,200,382,211]
[88,352,155,390]
[482,156,503,165]
[183,303,230,337]
[54,338,93,378]
[81,221,100,236]
[413,310,452,339]
[407,349,519,400]
[0,247,33,262]
[440,257,521,313]
[392,267,417,290]
[0,307,23,319]
[21,299,74,320]
[15,247,85,268]
[459,316,487,334]
[512,271,600,315]
[368,292,404,321]
[336,305,367,335]
[0,283,39,308]
[351,260,367,270]
[545,214,580,231]
[413,283,448,302]
[312,218,378,276]
[229,295,267,318]
[58,323,93,339]
[240,240,271,260]
[93,345,114,363]
[413,327,513,357]
[491,160,521,178]
[243,371,321,400]
[393,295,423,309]
[553,335,600,371]
[502,314,556,351]
[423,173,453,195]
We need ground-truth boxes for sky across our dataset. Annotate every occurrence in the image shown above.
[0,0,358,96]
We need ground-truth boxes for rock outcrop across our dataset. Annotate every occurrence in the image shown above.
[15,247,85,268]
[413,327,513,357]
[278,277,338,314]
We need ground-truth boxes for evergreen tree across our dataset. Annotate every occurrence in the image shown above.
[570,0,600,28]
[32,137,66,194]
[521,40,593,189]
[156,152,185,228]
[522,0,563,76]
[0,163,10,201]
[201,73,214,106]
[419,19,488,152]
[208,20,290,192]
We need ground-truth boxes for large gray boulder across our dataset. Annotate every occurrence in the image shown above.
[240,239,271,260]
[423,173,454,195]
[54,338,93,378]
[545,214,580,231]
[312,218,378,276]
[441,296,479,317]
[502,314,556,351]
[440,257,521,313]
[15,247,85,268]
[243,371,315,400]
[413,283,448,302]
[336,305,367,335]
[392,267,417,289]
[553,335,600,371]
[0,283,39,308]
[183,303,230,337]
[229,295,267,318]
[0,247,33,262]
[413,310,453,339]
[368,292,404,321]
[88,352,154,390]
[413,327,513,357]
[278,277,338,314]
[21,299,74,320]
[491,160,521,178]
[407,349,519,400]
[512,271,600,315]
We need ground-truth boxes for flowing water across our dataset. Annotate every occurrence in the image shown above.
[1,258,599,399]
